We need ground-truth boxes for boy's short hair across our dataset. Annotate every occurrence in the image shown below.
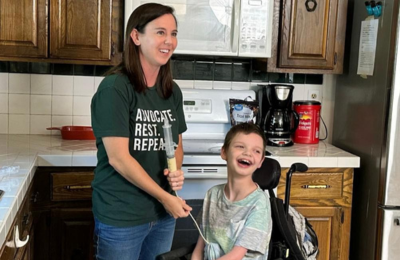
[222,123,267,150]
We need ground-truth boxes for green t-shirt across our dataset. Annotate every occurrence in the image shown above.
[91,74,187,227]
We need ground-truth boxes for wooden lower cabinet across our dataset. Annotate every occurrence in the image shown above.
[296,207,342,260]
[50,208,94,260]
[1,166,353,259]
[0,182,34,260]
[29,167,95,260]
[278,167,353,260]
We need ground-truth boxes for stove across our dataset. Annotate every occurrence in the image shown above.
[179,89,255,199]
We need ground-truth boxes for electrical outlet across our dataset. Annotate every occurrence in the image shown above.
[308,89,321,101]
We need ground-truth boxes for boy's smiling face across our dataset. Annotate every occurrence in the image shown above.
[221,133,265,177]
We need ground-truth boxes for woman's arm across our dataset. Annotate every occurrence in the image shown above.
[191,236,205,260]
[175,134,184,168]
[103,136,191,218]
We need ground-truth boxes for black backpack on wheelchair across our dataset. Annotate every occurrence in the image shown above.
[157,157,318,260]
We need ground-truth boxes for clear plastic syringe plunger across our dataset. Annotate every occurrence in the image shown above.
[162,117,177,171]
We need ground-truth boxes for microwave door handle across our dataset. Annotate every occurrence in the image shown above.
[231,0,240,54]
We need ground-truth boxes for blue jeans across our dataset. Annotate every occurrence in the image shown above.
[93,215,176,260]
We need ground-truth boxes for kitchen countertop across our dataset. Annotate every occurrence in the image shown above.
[0,134,360,247]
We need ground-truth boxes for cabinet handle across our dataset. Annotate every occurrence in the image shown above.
[6,225,29,248]
[30,191,39,203]
[301,184,331,189]
[395,218,400,226]
[305,0,317,12]
[65,185,92,190]
[23,212,32,226]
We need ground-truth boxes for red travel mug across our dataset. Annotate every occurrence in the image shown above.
[293,101,321,144]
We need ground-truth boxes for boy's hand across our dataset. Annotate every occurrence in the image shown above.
[164,168,185,191]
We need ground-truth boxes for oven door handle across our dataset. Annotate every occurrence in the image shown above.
[182,166,227,179]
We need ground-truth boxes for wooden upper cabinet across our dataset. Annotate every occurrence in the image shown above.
[268,0,348,74]
[0,0,123,65]
[0,0,47,58]
[50,0,112,61]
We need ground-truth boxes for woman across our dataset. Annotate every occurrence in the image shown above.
[90,3,192,260]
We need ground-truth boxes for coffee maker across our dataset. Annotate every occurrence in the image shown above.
[257,84,299,147]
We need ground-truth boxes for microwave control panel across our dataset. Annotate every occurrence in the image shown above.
[239,0,273,57]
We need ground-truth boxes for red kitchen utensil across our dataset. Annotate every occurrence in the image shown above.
[47,126,96,140]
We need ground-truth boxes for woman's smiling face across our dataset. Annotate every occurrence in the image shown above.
[131,13,177,69]
[221,133,264,177]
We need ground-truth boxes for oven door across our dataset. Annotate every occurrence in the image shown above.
[179,166,227,199]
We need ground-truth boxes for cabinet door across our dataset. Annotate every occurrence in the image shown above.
[295,207,342,260]
[50,0,112,61]
[50,208,95,260]
[0,0,47,58]
[278,0,347,70]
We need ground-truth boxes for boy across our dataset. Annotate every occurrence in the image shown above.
[192,123,272,260]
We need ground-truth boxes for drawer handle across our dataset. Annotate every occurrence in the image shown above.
[301,184,331,189]
[65,185,92,190]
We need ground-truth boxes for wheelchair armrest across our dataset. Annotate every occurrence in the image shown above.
[156,243,196,260]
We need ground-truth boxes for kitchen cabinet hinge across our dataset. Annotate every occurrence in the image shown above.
[334,52,338,65]
[111,41,116,57]
[341,211,345,224]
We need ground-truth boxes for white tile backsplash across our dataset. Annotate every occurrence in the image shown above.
[0,115,8,134]
[73,76,94,96]
[0,74,335,140]
[31,74,52,95]
[213,81,231,90]
[0,73,8,93]
[9,74,30,94]
[30,115,51,134]
[51,116,72,135]
[0,94,8,113]
[73,116,91,126]
[9,94,30,114]
[194,80,213,89]
[53,75,73,95]
[52,96,73,115]
[31,95,51,115]
[9,115,30,134]
[232,82,251,90]
[175,80,194,89]
[73,96,91,116]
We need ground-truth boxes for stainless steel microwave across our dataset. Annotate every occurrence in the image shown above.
[125,0,274,58]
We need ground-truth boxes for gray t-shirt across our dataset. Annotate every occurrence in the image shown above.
[201,184,272,259]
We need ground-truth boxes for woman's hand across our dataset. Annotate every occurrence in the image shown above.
[164,169,185,191]
[161,194,192,218]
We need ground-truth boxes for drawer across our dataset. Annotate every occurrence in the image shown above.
[51,172,94,201]
[278,170,345,201]
[0,226,17,260]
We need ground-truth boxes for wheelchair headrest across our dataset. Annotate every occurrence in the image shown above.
[252,157,281,191]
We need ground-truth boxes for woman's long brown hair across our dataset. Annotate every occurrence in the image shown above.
[107,3,176,99]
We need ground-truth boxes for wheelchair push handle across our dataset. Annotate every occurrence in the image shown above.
[284,163,308,217]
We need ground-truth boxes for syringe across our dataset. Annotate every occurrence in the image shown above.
[162,117,210,244]
[162,117,177,172]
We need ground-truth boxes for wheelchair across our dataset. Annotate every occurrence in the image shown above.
[157,157,318,260]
